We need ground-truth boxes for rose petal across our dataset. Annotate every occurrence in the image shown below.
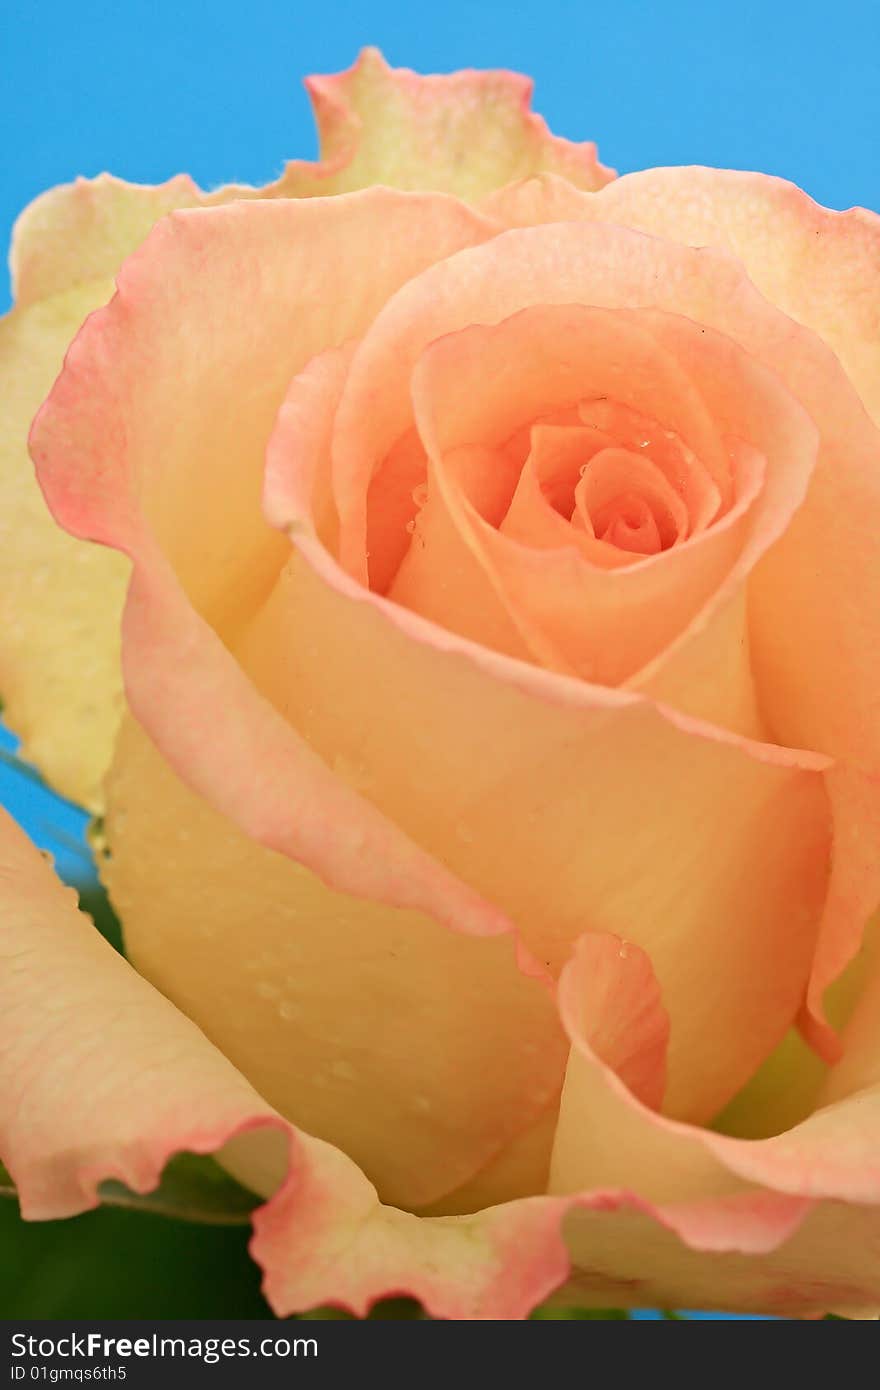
[30,192,520,939]
[10,174,203,308]
[586,166,880,430]
[573,447,688,552]
[4,805,876,1318]
[502,425,638,567]
[484,173,880,776]
[0,286,129,807]
[801,768,880,1062]
[547,931,880,1316]
[406,302,813,735]
[387,443,543,664]
[0,803,561,1318]
[334,223,755,579]
[270,47,614,204]
[101,716,566,1211]
[4,163,317,807]
[259,416,833,1120]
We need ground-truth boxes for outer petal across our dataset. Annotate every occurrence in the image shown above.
[265,48,614,203]
[5,804,879,1319]
[10,173,204,308]
[29,192,519,933]
[546,933,880,1316]
[9,43,586,803]
[0,286,129,807]
[585,167,880,429]
[28,193,572,1208]
[102,715,566,1212]
[0,803,559,1318]
[5,174,227,807]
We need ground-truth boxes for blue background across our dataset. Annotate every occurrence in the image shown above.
[2,0,874,1319]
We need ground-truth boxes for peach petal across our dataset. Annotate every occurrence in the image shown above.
[483,174,880,776]
[29,192,517,936]
[12,50,606,301]
[560,934,670,1110]
[364,430,429,593]
[501,425,648,568]
[591,167,880,430]
[558,929,880,1213]
[410,303,808,713]
[546,932,880,1314]
[0,286,130,808]
[577,400,724,534]
[260,432,833,1120]
[261,341,356,552]
[102,717,567,1211]
[799,768,880,1062]
[525,423,616,522]
[822,911,880,1107]
[10,174,204,309]
[10,802,873,1317]
[3,171,228,807]
[5,157,433,807]
[272,48,615,204]
[573,446,689,550]
[0,803,279,1221]
[331,219,800,579]
[411,304,730,507]
[0,803,561,1318]
[387,444,544,664]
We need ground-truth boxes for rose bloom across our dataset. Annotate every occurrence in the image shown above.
[1,49,879,1320]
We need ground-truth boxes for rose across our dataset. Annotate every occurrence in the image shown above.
[1,49,879,1320]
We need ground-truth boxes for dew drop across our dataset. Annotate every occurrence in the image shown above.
[411,482,429,508]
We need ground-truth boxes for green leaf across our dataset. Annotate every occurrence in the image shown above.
[77,875,124,954]
[1,1153,259,1225]
[0,1186,272,1318]
[99,1152,260,1224]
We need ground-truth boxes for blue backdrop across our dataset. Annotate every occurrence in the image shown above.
[2,0,876,1320]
